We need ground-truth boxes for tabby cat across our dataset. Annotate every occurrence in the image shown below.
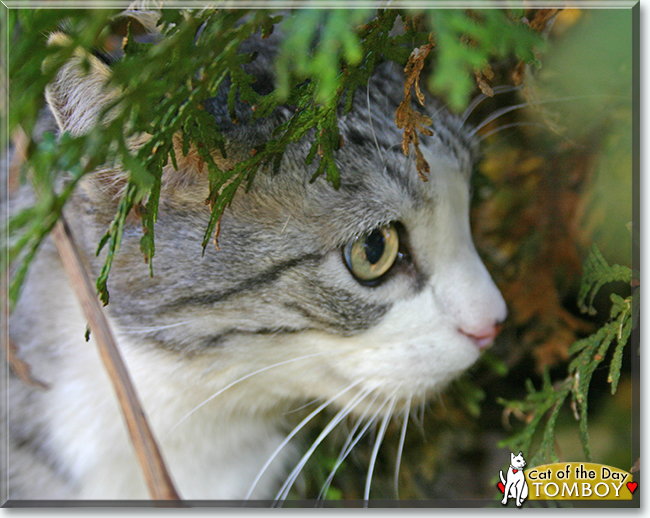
[7,13,507,501]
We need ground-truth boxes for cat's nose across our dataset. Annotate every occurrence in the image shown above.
[459,323,503,350]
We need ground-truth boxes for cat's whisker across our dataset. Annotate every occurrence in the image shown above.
[280,355,361,415]
[163,351,328,441]
[470,93,632,137]
[282,397,322,416]
[366,80,385,164]
[117,317,208,334]
[363,392,398,505]
[315,389,384,504]
[471,100,538,136]
[245,378,365,501]
[273,386,375,505]
[412,397,426,437]
[460,85,523,126]
[478,121,551,143]
[280,213,292,235]
[394,395,411,499]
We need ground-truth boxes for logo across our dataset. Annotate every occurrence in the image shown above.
[498,451,529,507]
[497,458,636,504]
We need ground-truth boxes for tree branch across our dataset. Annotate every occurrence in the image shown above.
[51,216,180,500]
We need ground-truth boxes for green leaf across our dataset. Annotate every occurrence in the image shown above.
[578,244,632,314]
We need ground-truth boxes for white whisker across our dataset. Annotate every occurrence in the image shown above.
[280,213,292,234]
[471,94,632,136]
[363,393,397,505]
[471,100,536,136]
[394,396,411,498]
[245,378,365,500]
[280,356,356,415]
[280,365,354,415]
[411,397,426,438]
[366,80,385,164]
[316,389,384,504]
[282,397,323,416]
[460,85,523,126]
[118,317,207,334]
[273,386,374,505]
[478,121,550,142]
[163,351,328,440]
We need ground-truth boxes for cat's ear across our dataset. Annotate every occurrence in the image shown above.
[44,32,119,135]
[519,451,523,457]
[511,452,516,460]
[44,31,209,206]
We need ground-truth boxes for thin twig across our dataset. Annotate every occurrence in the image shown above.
[4,336,50,390]
[8,128,29,194]
[51,216,180,500]
[2,270,49,389]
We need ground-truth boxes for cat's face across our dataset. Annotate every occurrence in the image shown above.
[47,30,507,420]
[511,452,527,469]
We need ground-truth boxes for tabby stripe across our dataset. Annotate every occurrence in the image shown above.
[282,301,346,331]
[158,252,324,312]
[283,297,389,335]
[202,327,308,348]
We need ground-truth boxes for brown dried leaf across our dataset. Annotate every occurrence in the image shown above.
[475,69,494,98]
[403,42,434,106]
[528,9,561,32]
[531,326,574,374]
[509,9,560,91]
[213,219,221,251]
[395,42,435,181]
[511,61,526,86]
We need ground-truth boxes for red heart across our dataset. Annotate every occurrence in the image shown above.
[627,482,638,494]
[513,469,518,473]
[497,482,505,493]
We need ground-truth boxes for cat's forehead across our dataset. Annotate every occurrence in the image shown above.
[210,56,478,246]
[230,134,472,255]
[280,114,475,245]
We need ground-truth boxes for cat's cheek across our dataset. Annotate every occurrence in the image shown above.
[323,291,482,401]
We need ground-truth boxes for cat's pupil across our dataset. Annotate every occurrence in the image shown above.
[364,229,385,265]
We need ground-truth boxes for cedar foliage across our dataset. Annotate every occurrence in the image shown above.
[6,8,541,306]
[498,246,636,467]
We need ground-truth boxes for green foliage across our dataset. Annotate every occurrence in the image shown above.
[6,8,542,307]
[498,245,636,466]
[578,244,633,315]
[427,9,542,110]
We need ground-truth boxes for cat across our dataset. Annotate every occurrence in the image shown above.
[500,451,529,507]
[6,12,507,501]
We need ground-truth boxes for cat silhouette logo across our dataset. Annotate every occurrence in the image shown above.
[498,451,529,507]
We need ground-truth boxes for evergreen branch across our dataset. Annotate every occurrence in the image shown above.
[578,244,632,315]
[499,246,635,464]
[6,8,542,309]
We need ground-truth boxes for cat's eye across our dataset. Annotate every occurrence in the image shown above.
[344,224,399,282]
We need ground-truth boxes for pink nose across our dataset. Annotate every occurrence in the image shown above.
[459,324,502,350]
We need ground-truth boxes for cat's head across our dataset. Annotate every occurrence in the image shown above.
[511,452,526,469]
[44,22,507,417]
